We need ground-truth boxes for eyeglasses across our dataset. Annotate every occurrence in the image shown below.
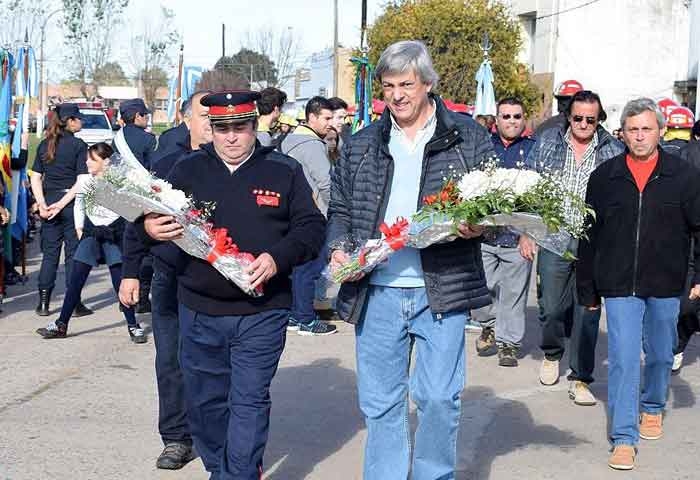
[499,113,523,120]
[572,115,597,125]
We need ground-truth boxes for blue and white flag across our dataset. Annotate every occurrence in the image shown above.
[474,59,496,117]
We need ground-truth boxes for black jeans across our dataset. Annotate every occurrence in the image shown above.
[676,269,700,354]
[151,262,191,445]
[536,244,601,384]
[38,196,78,290]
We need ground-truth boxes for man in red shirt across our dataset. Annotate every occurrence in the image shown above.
[577,97,700,470]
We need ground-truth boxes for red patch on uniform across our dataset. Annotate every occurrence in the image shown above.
[256,195,279,207]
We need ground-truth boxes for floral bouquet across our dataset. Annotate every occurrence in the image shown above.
[328,218,409,284]
[85,153,262,296]
[410,163,593,257]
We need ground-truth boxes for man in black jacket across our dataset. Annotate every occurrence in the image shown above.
[327,40,493,480]
[577,98,700,471]
[139,90,325,480]
[119,89,212,470]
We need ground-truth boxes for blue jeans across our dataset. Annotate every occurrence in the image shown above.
[355,286,466,480]
[537,245,601,383]
[604,296,679,446]
[291,253,325,324]
[179,304,288,480]
[151,263,191,446]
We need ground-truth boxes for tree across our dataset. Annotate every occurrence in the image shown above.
[92,61,129,86]
[241,27,301,88]
[196,68,249,92]
[129,5,180,108]
[366,0,541,114]
[215,48,277,88]
[0,0,47,51]
[62,0,130,98]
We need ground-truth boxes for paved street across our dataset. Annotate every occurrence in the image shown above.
[1,243,699,479]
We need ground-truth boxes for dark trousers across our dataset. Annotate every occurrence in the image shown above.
[151,263,191,445]
[291,253,325,324]
[38,198,78,290]
[139,253,154,297]
[677,270,700,354]
[179,304,288,480]
[537,246,601,384]
[57,260,135,327]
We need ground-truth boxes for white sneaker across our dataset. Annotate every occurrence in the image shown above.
[672,352,684,373]
[539,359,560,386]
[568,381,597,406]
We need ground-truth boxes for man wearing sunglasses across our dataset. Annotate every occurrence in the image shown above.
[473,97,536,367]
[527,90,624,405]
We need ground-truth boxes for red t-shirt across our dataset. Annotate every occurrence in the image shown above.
[626,152,659,192]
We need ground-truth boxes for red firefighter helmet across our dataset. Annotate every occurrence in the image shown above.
[554,79,583,97]
[657,97,680,120]
[666,106,695,129]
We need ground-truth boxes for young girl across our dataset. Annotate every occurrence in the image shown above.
[36,142,147,343]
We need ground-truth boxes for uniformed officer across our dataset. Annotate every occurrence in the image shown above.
[114,98,157,313]
[138,90,326,479]
[30,103,93,317]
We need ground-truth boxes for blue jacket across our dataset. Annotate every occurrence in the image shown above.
[525,124,624,172]
[491,133,535,169]
[115,124,157,170]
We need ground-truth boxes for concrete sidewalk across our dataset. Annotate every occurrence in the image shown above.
[0,245,698,479]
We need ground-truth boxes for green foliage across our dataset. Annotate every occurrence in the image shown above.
[366,0,541,114]
[139,66,168,111]
[92,61,130,86]
[216,48,278,86]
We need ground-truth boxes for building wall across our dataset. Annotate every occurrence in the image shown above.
[294,47,356,110]
[508,0,690,129]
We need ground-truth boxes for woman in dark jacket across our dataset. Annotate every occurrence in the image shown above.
[36,142,146,343]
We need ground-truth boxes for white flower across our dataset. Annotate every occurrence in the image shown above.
[457,170,490,200]
[457,167,541,200]
[158,187,189,211]
[511,170,541,195]
[123,168,152,187]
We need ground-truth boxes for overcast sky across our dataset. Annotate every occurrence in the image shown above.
[130,0,384,71]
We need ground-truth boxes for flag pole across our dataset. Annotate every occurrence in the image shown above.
[174,44,184,126]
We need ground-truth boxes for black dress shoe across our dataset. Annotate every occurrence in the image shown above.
[35,289,52,316]
[73,302,93,317]
[36,322,67,339]
[156,442,196,470]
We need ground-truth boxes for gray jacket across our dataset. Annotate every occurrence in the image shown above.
[327,95,495,324]
[281,125,331,215]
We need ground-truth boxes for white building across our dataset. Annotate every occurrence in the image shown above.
[507,0,691,128]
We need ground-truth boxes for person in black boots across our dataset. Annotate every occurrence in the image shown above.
[30,103,93,318]
[135,90,326,480]
[36,142,146,342]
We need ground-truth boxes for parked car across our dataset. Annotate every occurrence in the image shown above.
[74,108,115,146]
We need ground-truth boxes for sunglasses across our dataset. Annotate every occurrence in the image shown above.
[499,113,523,120]
[572,115,597,125]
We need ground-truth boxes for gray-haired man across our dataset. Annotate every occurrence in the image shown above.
[327,40,494,479]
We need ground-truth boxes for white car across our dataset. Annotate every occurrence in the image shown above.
[74,108,114,145]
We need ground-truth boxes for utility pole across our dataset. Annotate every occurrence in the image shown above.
[222,24,226,58]
[333,0,339,97]
[38,8,63,138]
[250,64,254,88]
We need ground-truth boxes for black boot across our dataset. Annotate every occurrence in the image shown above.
[73,301,94,317]
[35,289,52,316]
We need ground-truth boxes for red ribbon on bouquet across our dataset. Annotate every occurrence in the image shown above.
[206,227,262,295]
[379,217,409,251]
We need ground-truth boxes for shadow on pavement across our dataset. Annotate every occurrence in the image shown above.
[457,385,588,479]
[265,357,363,480]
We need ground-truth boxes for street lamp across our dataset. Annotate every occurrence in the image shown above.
[37,7,63,137]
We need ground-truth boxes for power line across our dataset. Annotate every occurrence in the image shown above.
[535,0,603,20]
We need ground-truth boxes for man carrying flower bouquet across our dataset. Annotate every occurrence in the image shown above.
[327,40,495,479]
[527,90,624,405]
[138,90,326,480]
[577,98,700,470]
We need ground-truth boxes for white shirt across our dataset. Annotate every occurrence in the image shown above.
[74,174,120,229]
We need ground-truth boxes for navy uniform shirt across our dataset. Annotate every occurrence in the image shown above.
[152,122,189,165]
[116,123,157,170]
[33,131,88,192]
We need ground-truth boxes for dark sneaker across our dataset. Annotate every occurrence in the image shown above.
[298,320,337,336]
[475,327,496,356]
[36,321,67,339]
[287,316,300,331]
[156,442,196,470]
[128,325,148,344]
[73,302,93,317]
[498,344,519,367]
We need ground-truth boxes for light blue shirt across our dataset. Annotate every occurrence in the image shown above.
[370,105,437,288]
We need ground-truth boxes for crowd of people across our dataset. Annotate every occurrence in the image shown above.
[2,38,700,478]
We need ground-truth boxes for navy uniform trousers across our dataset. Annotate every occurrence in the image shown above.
[38,195,78,290]
[178,304,288,480]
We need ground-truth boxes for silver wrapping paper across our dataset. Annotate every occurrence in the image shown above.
[331,240,395,283]
[407,213,458,249]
